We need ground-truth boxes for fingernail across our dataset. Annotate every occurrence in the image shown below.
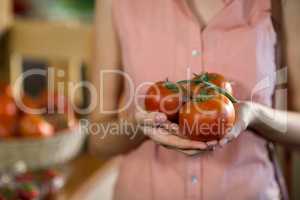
[198,143,207,149]
[220,139,228,146]
[154,113,167,124]
[207,141,218,146]
[170,123,179,131]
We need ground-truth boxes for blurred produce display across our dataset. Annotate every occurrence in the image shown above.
[13,0,30,16]
[0,168,64,200]
[0,82,76,140]
[14,0,95,23]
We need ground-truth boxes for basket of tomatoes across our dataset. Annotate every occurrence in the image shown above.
[0,84,85,171]
[144,72,237,142]
[0,168,65,200]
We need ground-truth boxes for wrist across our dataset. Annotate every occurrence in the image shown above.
[245,101,260,128]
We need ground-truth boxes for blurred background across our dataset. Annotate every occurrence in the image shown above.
[0,0,299,200]
[0,1,106,200]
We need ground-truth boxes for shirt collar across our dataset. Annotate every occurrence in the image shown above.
[174,0,235,20]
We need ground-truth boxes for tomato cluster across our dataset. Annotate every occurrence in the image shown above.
[0,83,75,139]
[144,73,237,142]
[0,169,64,200]
[145,81,183,122]
[0,94,18,138]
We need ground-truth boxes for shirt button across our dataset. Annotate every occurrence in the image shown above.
[191,176,198,184]
[192,50,200,57]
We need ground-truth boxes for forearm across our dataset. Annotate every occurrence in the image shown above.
[250,102,300,148]
[88,117,147,158]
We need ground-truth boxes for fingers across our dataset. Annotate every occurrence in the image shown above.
[219,130,236,147]
[164,144,215,156]
[218,120,245,147]
[143,126,171,138]
[159,121,179,135]
[162,144,204,156]
[136,111,221,151]
[219,138,230,147]
[207,140,218,147]
[135,110,181,135]
[143,126,208,150]
[135,111,167,126]
[230,119,246,138]
[177,149,204,156]
[206,140,218,150]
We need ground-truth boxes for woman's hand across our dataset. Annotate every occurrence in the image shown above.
[135,111,217,156]
[135,101,255,155]
[219,101,255,146]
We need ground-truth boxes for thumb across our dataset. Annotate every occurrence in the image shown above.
[135,111,167,126]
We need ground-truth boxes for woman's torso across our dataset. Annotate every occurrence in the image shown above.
[113,0,279,199]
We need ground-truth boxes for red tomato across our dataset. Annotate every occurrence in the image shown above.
[145,81,183,122]
[19,115,54,138]
[206,73,232,94]
[190,73,233,97]
[0,83,12,97]
[0,95,18,138]
[41,91,76,127]
[0,124,13,138]
[179,94,235,142]
[17,183,40,200]
[15,172,34,183]
[20,95,43,111]
[44,113,76,131]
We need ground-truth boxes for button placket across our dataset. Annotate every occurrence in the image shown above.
[192,49,200,57]
[189,22,204,74]
[185,156,201,200]
[191,175,198,184]
[183,12,205,200]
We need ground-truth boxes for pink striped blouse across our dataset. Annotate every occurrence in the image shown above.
[112,0,280,199]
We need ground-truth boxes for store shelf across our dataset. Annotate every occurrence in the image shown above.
[10,19,92,61]
[8,18,92,105]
